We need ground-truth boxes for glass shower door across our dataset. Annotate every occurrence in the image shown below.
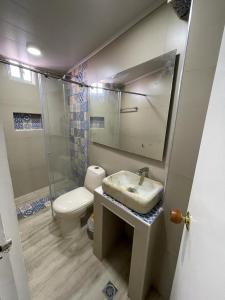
[39,76,76,202]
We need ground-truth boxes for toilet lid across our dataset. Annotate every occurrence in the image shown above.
[53,187,94,214]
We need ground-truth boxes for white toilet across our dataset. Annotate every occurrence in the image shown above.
[53,165,105,237]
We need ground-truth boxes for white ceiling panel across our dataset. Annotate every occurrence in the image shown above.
[0,0,164,73]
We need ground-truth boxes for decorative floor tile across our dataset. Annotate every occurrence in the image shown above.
[17,196,50,219]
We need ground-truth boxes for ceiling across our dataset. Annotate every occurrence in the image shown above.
[0,0,164,74]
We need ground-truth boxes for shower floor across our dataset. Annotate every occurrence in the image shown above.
[15,186,50,208]
[19,206,163,300]
[15,180,78,219]
[15,186,50,219]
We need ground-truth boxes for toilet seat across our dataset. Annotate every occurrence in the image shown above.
[53,187,94,215]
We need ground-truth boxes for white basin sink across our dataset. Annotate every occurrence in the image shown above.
[102,170,163,214]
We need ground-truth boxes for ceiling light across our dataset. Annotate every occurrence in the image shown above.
[27,46,42,56]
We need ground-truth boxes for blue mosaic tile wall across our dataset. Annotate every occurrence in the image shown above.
[13,113,43,130]
[68,63,89,186]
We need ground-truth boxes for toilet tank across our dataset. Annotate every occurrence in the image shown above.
[84,165,106,193]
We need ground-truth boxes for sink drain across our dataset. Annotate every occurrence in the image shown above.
[127,187,137,193]
[102,281,118,300]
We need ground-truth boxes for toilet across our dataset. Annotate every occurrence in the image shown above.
[53,165,105,236]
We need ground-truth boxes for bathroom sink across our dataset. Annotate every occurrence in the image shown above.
[102,170,163,214]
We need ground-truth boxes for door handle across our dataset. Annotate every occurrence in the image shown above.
[170,209,191,231]
[0,239,12,260]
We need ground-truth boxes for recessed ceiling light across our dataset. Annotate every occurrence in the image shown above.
[27,46,42,56]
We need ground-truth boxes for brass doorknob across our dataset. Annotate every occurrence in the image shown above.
[170,209,191,230]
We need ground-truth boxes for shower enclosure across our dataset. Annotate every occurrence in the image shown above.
[40,76,120,205]
[39,76,89,205]
[0,59,123,217]
[40,77,73,200]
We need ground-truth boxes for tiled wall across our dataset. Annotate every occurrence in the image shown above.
[13,113,43,130]
[69,64,89,186]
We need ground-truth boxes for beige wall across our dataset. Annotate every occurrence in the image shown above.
[68,0,225,297]
[67,1,225,298]
[85,0,225,299]
[159,0,225,298]
[0,64,48,197]
[69,2,191,297]
[79,3,188,181]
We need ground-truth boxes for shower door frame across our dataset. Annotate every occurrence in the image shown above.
[38,74,55,217]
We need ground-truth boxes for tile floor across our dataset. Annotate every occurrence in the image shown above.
[19,207,163,300]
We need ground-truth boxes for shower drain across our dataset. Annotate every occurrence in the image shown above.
[102,281,118,300]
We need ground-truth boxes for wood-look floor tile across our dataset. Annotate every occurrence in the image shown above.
[19,207,162,300]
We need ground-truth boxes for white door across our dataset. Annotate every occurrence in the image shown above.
[170,27,225,300]
[0,123,30,300]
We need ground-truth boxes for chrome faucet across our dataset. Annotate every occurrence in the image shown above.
[137,167,149,185]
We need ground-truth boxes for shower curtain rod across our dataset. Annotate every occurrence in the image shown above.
[0,58,148,97]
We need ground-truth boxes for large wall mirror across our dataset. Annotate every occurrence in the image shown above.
[89,50,177,161]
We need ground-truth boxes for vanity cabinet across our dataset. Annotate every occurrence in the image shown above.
[93,187,163,300]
